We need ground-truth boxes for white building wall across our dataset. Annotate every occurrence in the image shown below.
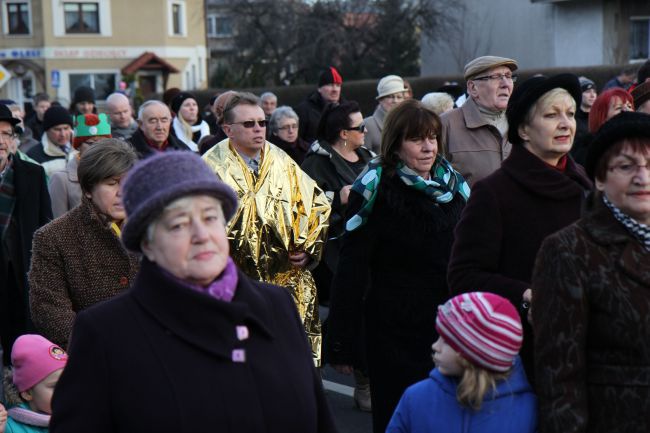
[421,0,605,76]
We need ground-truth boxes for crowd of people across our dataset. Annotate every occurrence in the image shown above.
[0,54,648,433]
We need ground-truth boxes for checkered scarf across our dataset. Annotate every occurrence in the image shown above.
[0,155,16,240]
[603,195,650,251]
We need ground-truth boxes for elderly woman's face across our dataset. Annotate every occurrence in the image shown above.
[276,116,298,143]
[397,132,438,179]
[142,195,230,286]
[596,145,650,225]
[89,173,127,221]
[520,93,576,165]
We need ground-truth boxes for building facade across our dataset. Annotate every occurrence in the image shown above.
[1,0,207,107]
[421,0,650,76]
[204,0,234,87]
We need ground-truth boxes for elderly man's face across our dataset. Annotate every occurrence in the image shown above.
[46,124,72,147]
[223,104,266,157]
[467,66,514,111]
[318,83,342,104]
[141,195,230,287]
[107,97,133,128]
[0,121,14,170]
[139,104,171,146]
[261,97,277,117]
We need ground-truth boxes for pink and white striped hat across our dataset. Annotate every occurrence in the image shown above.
[435,292,523,373]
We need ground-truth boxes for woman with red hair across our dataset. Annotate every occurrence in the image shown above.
[588,88,633,133]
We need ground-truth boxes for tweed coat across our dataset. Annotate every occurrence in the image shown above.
[29,196,140,348]
[532,197,650,433]
[50,259,337,433]
[439,97,511,185]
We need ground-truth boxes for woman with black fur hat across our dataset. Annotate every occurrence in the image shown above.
[447,74,593,381]
[532,111,650,433]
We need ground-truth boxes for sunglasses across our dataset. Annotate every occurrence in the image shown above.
[347,123,366,133]
[230,119,268,128]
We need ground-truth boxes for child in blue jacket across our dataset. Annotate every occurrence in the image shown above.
[387,292,537,433]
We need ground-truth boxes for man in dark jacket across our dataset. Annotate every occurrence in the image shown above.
[128,100,190,159]
[0,103,52,365]
[295,66,343,145]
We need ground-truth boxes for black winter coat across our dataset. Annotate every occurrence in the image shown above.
[326,172,465,433]
[447,144,593,380]
[127,128,191,159]
[295,91,332,145]
[0,156,51,364]
[51,259,337,433]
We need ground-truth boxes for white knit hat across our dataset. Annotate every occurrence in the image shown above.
[436,292,523,372]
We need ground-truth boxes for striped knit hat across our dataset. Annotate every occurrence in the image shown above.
[436,292,523,373]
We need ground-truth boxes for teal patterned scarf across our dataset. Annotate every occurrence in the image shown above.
[345,155,470,232]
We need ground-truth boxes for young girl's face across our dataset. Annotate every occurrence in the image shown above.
[23,369,62,414]
[432,337,464,376]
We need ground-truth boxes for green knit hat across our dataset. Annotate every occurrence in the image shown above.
[73,113,111,149]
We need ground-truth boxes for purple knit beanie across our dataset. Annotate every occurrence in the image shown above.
[121,151,238,252]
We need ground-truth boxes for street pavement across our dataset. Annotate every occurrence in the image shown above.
[320,306,373,433]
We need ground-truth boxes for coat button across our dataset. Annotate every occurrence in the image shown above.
[119,276,129,287]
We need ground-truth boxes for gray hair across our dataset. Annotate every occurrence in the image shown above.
[421,92,454,116]
[269,106,299,135]
[260,92,277,102]
[137,100,169,121]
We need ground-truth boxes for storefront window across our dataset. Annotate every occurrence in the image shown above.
[69,73,116,100]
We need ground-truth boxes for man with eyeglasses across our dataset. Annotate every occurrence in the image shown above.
[127,100,191,159]
[440,55,518,185]
[364,75,407,154]
[0,103,52,365]
[203,92,331,367]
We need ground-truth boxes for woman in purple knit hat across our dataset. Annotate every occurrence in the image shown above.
[49,151,337,433]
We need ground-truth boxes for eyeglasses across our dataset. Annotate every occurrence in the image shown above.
[278,123,298,131]
[472,73,517,83]
[608,161,650,176]
[347,123,366,133]
[230,119,267,128]
[0,131,16,142]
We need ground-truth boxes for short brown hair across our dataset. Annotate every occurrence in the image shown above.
[380,99,442,175]
[593,137,650,182]
[222,92,260,124]
[78,138,137,194]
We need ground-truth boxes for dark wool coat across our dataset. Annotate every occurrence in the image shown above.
[127,128,191,159]
[532,197,650,433]
[447,144,593,379]
[327,173,465,433]
[50,259,337,433]
[295,91,337,145]
[269,134,310,165]
[29,196,140,348]
[0,156,51,365]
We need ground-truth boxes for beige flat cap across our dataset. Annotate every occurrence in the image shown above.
[464,56,518,81]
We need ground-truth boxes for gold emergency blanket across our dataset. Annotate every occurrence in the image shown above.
[203,140,331,366]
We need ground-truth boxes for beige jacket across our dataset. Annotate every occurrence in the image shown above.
[364,105,386,155]
[48,154,82,218]
[440,97,511,185]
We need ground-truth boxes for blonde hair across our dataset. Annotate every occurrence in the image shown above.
[3,368,25,406]
[524,87,576,125]
[455,357,511,410]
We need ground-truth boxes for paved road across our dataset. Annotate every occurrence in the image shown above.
[320,306,373,433]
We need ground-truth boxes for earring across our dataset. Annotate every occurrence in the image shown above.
[344,140,347,148]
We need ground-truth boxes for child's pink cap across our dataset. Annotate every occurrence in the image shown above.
[11,334,68,392]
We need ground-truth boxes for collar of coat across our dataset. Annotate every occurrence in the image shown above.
[580,195,650,285]
[461,97,497,130]
[131,258,276,359]
[501,144,593,200]
[41,133,69,158]
[307,139,376,184]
